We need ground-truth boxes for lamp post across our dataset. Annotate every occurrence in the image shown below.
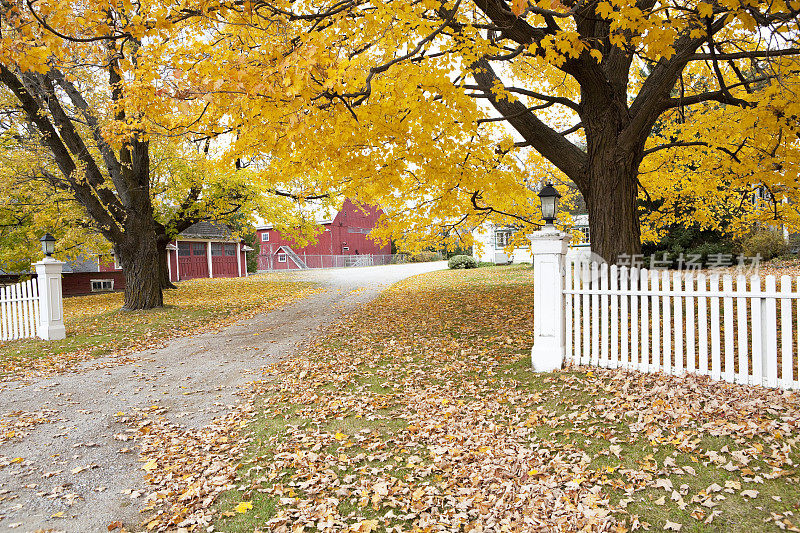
[34,233,66,340]
[40,233,56,257]
[528,182,570,372]
[537,182,561,228]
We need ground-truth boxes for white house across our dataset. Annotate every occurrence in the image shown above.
[473,214,591,264]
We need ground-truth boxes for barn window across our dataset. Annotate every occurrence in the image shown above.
[342,246,349,251]
[178,242,191,257]
[192,242,206,255]
[211,243,224,256]
[261,232,270,242]
[91,279,114,292]
[225,244,237,256]
[277,253,287,263]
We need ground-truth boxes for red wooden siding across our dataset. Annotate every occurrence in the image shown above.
[256,200,390,265]
[62,271,127,297]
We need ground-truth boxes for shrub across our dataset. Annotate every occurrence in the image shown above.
[410,251,442,263]
[641,224,737,266]
[448,255,478,269]
[741,230,789,261]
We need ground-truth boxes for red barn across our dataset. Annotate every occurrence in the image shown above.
[256,200,391,270]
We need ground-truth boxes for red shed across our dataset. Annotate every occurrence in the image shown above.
[255,200,391,271]
[163,222,248,281]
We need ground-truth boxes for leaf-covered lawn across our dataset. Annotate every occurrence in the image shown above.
[132,265,799,532]
[0,274,315,380]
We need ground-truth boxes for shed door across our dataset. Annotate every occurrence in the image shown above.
[211,243,239,277]
[178,242,209,280]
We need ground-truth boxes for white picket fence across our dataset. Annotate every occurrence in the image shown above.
[564,261,800,390]
[0,279,40,341]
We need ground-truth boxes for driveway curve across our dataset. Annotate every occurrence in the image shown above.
[0,261,445,532]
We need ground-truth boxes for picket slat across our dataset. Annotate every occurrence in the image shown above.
[582,262,590,365]
[620,266,629,368]
[796,276,800,389]
[640,268,649,373]
[591,262,600,366]
[600,263,609,367]
[710,276,722,381]
[698,274,709,376]
[30,280,39,336]
[686,274,696,375]
[765,276,779,388]
[573,263,581,366]
[10,283,20,340]
[651,271,660,372]
[673,272,683,375]
[662,271,671,375]
[566,260,573,365]
[736,276,749,385]
[27,280,37,337]
[21,281,30,338]
[723,276,735,383]
[751,275,764,387]
[780,275,792,389]
[630,268,639,370]
[610,265,619,368]
[0,286,8,340]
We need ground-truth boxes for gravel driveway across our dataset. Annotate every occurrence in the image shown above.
[0,262,445,532]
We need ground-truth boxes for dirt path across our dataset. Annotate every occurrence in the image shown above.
[0,262,445,532]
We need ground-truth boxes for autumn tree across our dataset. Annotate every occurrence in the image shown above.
[0,0,263,308]
[167,0,800,262]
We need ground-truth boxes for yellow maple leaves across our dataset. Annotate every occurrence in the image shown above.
[234,501,253,513]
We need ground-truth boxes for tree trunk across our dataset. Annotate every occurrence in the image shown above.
[116,224,163,310]
[583,164,642,264]
[580,86,645,264]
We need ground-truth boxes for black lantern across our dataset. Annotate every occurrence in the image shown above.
[40,233,56,257]
[537,182,561,227]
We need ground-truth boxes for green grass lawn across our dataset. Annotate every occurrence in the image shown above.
[202,265,799,532]
[0,274,314,380]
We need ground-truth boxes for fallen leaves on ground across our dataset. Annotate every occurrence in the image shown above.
[125,266,799,532]
[0,275,318,382]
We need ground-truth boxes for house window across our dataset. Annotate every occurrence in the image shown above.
[192,242,206,255]
[211,243,224,256]
[277,253,287,263]
[261,232,270,242]
[178,242,191,257]
[225,243,237,256]
[577,226,590,244]
[91,279,114,292]
[495,230,513,249]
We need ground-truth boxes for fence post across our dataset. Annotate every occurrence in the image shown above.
[528,228,571,372]
[34,257,66,340]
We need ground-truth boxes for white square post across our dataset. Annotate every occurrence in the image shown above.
[528,228,570,372]
[34,257,66,340]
